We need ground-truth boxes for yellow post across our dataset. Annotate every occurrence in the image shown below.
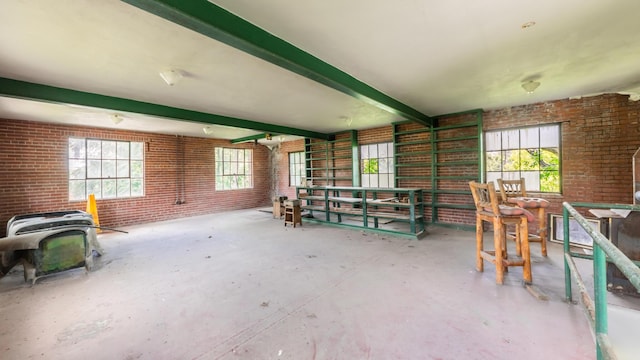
[86,193,101,233]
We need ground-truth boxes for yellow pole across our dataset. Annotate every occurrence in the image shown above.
[86,193,101,233]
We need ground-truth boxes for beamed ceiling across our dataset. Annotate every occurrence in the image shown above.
[1,0,639,145]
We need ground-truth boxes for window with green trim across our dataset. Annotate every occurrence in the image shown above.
[215,147,253,190]
[485,124,560,192]
[289,151,305,186]
[360,142,394,188]
[68,138,144,201]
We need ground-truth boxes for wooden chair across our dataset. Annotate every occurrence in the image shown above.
[497,178,549,257]
[469,181,532,284]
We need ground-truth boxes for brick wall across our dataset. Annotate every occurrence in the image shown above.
[274,94,640,228]
[274,139,305,200]
[3,93,638,236]
[0,119,272,237]
[485,94,640,217]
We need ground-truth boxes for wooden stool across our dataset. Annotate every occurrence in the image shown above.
[284,200,302,228]
[272,195,288,219]
[497,178,549,257]
[469,181,533,285]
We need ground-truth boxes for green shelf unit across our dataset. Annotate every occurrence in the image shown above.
[393,109,482,228]
[304,130,357,187]
[296,186,426,238]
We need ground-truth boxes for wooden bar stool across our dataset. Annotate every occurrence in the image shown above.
[497,178,550,257]
[284,199,302,228]
[469,181,533,284]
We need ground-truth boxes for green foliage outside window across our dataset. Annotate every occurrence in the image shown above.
[363,158,379,174]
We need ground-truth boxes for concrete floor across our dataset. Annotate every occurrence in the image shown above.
[0,208,637,359]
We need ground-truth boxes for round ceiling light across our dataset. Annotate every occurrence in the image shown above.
[521,21,536,29]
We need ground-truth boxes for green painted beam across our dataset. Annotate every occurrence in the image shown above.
[0,78,330,140]
[230,133,276,144]
[122,0,432,127]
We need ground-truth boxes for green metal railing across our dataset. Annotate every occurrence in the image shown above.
[562,202,640,360]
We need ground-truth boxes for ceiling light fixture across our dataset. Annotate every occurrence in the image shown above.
[522,80,541,93]
[112,114,124,124]
[521,21,536,29]
[265,133,272,141]
[203,126,214,135]
[159,69,184,86]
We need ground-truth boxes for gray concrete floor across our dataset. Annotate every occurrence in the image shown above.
[0,208,637,359]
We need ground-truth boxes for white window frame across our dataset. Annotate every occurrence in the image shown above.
[485,124,561,193]
[215,147,253,190]
[289,151,305,186]
[360,142,395,188]
[68,137,145,201]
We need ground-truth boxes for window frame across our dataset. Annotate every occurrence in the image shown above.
[215,147,253,190]
[484,124,561,193]
[360,142,395,189]
[68,137,145,201]
[288,151,305,187]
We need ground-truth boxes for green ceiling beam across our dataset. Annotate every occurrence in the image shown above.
[0,78,330,140]
[230,133,275,144]
[122,0,433,127]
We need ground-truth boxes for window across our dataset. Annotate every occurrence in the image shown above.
[68,138,144,201]
[361,142,394,188]
[215,147,253,190]
[289,151,305,186]
[485,124,560,192]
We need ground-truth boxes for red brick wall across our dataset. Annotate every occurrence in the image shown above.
[275,139,305,200]
[273,94,640,228]
[485,94,640,218]
[0,119,272,236]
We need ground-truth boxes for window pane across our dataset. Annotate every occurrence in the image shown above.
[503,130,520,150]
[69,138,85,159]
[379,144,388,157]
[102,179,117,198]
[117,142,130,159]
[102,141,116,159]
[361,145,369,158]
[485,132,501,151]
[519,149,540,171]
[117,160,130,177]
[117,179,131,197]
[131,179,144,196]
[502,150,520,171]
[522,172,540,191]
[102,160,116,178]
[486,172,501,183]
[87,160,101,178]
[486,151,502,172]
[131,161,143,178]
[521,127,540,148]
[362,174,370,187]
[131,142,144,160]
[87,180,101,199]
[87,140,101,159]
[379,175,389,188]
[540,125,559,147]
[69,160,86,179]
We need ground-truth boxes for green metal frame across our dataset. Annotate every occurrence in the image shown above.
[304,131,356,186]
[0,77,330,140]
[562,202,640,360]
[393,109,481,229]
[122,0,432,127]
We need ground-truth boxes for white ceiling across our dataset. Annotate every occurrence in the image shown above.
[1,0,639,143]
